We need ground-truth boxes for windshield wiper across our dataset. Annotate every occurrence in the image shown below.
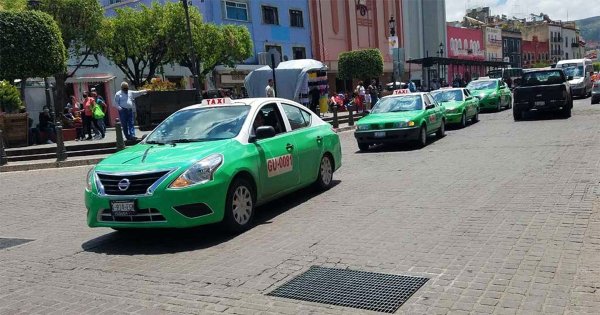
[145,140,165,145]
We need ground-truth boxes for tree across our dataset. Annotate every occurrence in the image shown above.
[36,0,103,112]
[0,81,24,113]
[0,10,66,80]
[338,49,384,82]
[99,2,176,88]
[0,0,27,11]
[593,62,600,72]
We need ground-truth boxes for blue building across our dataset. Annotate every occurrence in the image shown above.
[99,0,313,93]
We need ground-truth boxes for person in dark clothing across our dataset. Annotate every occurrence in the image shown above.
[309,87,320,114]
[368,80,379,109]
[38,106,56,144]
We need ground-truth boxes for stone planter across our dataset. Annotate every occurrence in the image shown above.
[135,90,198,131]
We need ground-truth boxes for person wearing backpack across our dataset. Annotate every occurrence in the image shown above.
[92,91,107,136]
[91,98,106,139]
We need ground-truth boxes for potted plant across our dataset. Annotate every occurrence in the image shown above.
[0,80,28,147]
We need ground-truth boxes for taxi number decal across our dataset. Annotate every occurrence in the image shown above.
[267,154,293,177]
[429,114,436,123]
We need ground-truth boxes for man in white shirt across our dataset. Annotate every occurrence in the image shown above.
[265,79,275,97]
[113,82,148,141]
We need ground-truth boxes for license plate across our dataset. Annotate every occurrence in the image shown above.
[110,200,136,216]
[534,101,545,106]
[374,131,386,138]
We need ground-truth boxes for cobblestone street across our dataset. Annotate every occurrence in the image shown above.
[2,99,600,314]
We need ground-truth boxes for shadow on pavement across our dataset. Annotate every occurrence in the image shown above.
[356,135,444,153]
[518,111,571,121]
[81,180,341,255]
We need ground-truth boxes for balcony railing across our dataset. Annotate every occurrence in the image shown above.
[572,42,580,48]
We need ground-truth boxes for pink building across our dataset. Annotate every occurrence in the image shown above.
[309,0,404,92]
[447,26,485,82]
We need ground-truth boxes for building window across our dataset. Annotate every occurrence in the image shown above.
[289,9,303,27]
[292,47,306,59]
[265,45,282,61]
[262,6,279,25]
[565,37,568,48]
[225,1,249,21]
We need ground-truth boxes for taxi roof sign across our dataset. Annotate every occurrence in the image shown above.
[392,89,411,95]
[201,97,233,105]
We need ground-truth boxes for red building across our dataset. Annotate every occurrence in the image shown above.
[447,26,485,82]
[522,36,549,68]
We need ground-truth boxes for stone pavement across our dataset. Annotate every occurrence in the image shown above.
[1,98,600,314]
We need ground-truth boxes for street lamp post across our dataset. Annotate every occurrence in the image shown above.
[181,0,202,103]
[389,16,397,90]
[437,42,444,86]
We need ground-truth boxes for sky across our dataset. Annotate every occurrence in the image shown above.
[446,0,600,22]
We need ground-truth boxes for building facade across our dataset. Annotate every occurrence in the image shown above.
[522,36,549,68]
[484,27,503,61]
[446,25,485,81]
[502,30,522,68]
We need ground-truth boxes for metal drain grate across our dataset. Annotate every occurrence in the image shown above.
[267,266,428,313]
[0,238,33,250]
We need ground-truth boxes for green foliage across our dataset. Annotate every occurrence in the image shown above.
[593,62,600,72]
[99,1,178,88]
[142,78,177,91]
[531,61,551,68]
[338,49,384,81]
[0,10,66,80]
[0,0,27,11]
[0,81,24,113]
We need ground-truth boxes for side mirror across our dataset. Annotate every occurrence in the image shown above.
[466,96,472,101]
[568,76,574,81]
[254,126,276,140]
[425,105,435,110]
[140,134,148,141]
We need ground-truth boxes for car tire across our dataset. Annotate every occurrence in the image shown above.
[222,177,255,234]
[513,107,523,121]
[472,111,479,123]
[417,125,427,148]
[460,112,467,128]
[496,101,501,112]
[358,142,369,151]
[436,120,446,138]
[561,105,572,118]
[508,97,513,109]
[314,154,334,191]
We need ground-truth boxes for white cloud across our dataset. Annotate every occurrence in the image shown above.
[446,0,600,22]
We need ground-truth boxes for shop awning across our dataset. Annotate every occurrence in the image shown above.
[66,73,115,84]
[407,57,510,68]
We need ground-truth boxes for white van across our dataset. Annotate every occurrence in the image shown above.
[556,59,594,97]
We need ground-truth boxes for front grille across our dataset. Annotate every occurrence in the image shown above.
[99,208,166,222]
[370,123,395,130]
[97,171,169,195]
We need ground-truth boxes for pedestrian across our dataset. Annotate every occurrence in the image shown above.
[368,80,379,109]
[38,106,56,144]
[355,81,366,112]
[408,79,417,92]
[265,79,275,97]
[91,99,105,139]
[92,91,107,136]
[309,87,320,115]
[73,110,84,141]
[113,82,148,141]
[81,91,97,140]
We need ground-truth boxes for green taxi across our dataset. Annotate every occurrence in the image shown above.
[431,88,480,127]
[85,98,342,233]
[354,92,446,151]
[466,78,512,111]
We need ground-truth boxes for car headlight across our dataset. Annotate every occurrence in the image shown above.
[357,124,370,131]
[407,121,415,127]
[86,168,95,192]
[169,154,224,189]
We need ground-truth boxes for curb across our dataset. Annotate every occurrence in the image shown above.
[0,157,104,173]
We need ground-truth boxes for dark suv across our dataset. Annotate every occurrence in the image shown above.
[513,69,573,120]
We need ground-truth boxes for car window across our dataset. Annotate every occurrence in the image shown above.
[371,95,423,113]
[463,89,470,98]
[252,103,286,135]
[281,103,310,130]
[300,108,312,126]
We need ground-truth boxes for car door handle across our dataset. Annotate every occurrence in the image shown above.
[286,143,294,151]
[316,136,323,143]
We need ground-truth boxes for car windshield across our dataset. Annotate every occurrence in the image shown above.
[145,106,250,144]
[562,66,584,78]
[371,95,423,113]
[467,80,497,90]
[431,90,463,103]
[521,70,565,86]
[488,70,503,78]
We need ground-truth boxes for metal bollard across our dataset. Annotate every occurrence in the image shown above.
[115,118,125,151]
[332,105,339,128]
[55,122,67,162]
[348,105,355,126]
[0,129,7,166]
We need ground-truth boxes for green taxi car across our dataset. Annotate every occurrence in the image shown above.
[466,78,512,111]
[85,98,342,233]
[354,92,446,151]
[431,88,480,127]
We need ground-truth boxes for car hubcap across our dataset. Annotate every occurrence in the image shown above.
[232,186,252,225]
[320,157,333,186]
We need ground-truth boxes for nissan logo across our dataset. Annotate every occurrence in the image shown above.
[118,178,130,191]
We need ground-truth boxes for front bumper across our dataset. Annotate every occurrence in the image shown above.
[354,127,420,144]
[85,175,229,228]
[478,96,500,110]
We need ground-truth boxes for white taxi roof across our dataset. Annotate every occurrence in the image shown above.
[381,92,427,99]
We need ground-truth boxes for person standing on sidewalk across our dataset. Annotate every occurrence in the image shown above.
[265,79,275,97]
[113,82,148,141]
[91,91,107,136]
[82,91,96,140]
